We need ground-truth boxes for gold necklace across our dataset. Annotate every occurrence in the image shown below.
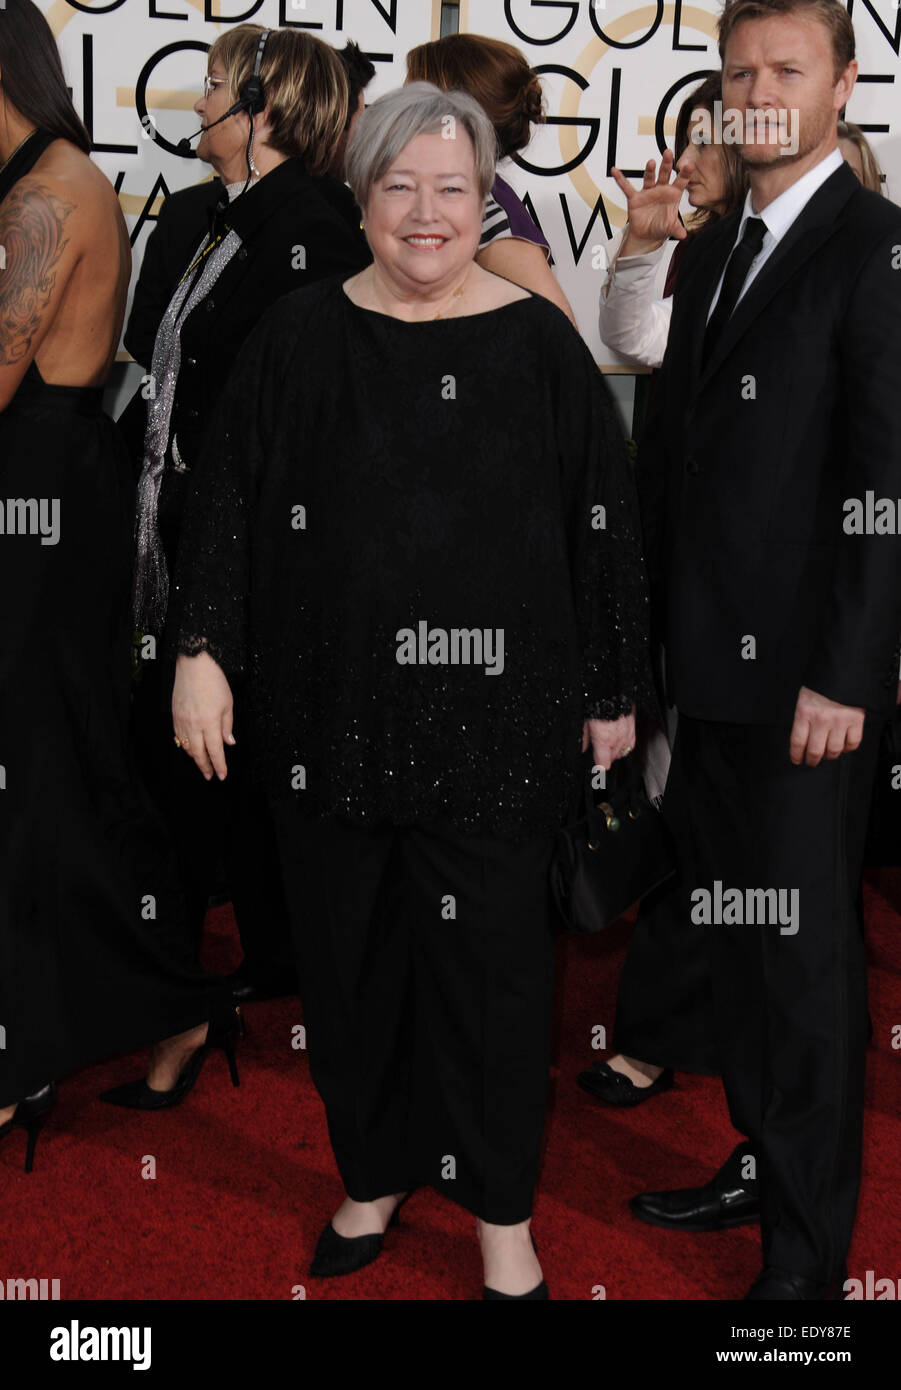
[0,129,38,176]
[432,283,467,320]
[366,270,470,321]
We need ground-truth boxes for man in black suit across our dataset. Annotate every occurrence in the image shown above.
[625,0,901,1299]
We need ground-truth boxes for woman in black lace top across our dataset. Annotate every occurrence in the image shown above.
[169,82,652,1299]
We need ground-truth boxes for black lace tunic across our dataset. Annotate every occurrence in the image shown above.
[171,274,653,840]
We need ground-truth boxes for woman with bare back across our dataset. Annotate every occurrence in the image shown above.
[0,0,235,1170]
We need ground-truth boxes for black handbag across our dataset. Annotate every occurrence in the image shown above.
[551,754,676,934]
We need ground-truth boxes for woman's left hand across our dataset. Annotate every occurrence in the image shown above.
[581,709,636,771]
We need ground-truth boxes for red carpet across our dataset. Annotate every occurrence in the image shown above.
[2,873,899,1300]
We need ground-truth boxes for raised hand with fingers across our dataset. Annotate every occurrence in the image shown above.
[610,150,690,256]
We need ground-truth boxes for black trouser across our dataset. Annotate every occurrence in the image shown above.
[131,660,294,980]
[666,713,882,1280]
[270,804,557,1225]
[613,877,719,1075]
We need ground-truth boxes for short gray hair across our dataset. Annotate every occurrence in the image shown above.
[345,81,499,210]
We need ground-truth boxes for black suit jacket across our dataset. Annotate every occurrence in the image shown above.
[119,159,372,500]
[639,161,901,723]
[124,179,223,371]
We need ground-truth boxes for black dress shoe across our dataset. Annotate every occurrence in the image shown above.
[0,1083,57,1173]
[309,1192,412,1278]
[577,1060,674,1108]
[224,966,298,1003]
[630,1177,759,1231]
[99,1013,240,1110]
[745,1267,847,1300]
[482,1280,549,1300]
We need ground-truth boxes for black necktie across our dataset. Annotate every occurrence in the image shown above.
[703,216,767,364]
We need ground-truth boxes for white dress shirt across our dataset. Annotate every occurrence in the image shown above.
[706,146,843,321]
[597,227,678,369]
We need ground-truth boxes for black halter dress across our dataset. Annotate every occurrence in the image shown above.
[0,132,226,1106]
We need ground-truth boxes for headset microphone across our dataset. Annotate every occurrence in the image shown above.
[176,104,246,155]
[176,29,270,158]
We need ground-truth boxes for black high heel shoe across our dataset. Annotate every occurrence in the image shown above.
[0,1083,57,1173]
[310,1191,413,1278]
[98,1011,240,1110]
[482,1231,549,1300]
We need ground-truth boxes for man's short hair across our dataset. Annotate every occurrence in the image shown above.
[718,0,855,82]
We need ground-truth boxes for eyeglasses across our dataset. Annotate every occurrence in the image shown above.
[202,75,228,100]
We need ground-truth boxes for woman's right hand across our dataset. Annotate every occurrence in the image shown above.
[172,650,235,781]
[610,150,689,252]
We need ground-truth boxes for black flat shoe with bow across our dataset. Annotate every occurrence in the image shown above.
[99,1011,240,1110]
[577,1060,674,1107]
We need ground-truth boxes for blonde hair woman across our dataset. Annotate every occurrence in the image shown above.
[111,25,373,1082]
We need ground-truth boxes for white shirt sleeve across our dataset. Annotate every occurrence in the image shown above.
[598,227,678,370]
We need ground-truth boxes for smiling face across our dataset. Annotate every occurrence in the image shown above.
[676,109,729,211]
[362,129,484,296]
[721,12,856,170]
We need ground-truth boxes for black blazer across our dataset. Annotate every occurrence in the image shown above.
[119,159,372,515]
[124,179,223,371]
[639,161,901,723]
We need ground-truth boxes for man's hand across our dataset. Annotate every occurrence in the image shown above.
[582,709,636,771]
[610,150,689,256]
[789,686,865,767]
[172,650,235,781]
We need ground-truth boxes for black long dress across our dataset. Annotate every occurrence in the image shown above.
[0,133,224,1108]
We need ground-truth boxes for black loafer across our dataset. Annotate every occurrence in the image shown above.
[630,1180,759,1231]
[745,1266,847,1300]
[577,1060,674,1108]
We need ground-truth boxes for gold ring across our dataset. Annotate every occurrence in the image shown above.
[174,736,181,748]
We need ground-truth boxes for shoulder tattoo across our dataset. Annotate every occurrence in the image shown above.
[0,181,75,366]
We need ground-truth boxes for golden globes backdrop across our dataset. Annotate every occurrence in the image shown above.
[39,0,441,369]
[40,0,901,371]
[460,0,901,363]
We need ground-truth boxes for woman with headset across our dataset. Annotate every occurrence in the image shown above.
[114,26,373,1062]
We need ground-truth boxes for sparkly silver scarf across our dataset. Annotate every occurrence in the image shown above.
[132,225,242,634]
